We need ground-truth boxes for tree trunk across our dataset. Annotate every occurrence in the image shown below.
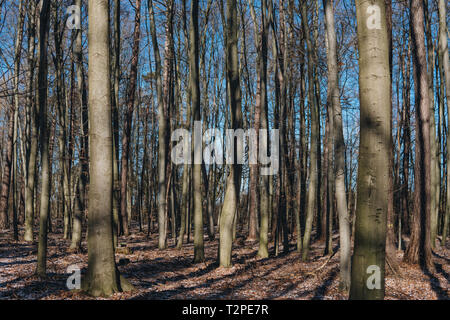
[257,0,269,258]
[190,0,204,263]
[350,0,391,300]
[36,0,51,278]
[82,0,133,297]
[219,0,243,268]
[301,0,320,261]
[323,0,351,291]
[384,0,400,274]
[24,1,37,242]
[112,0,121,247]
[403,0,433,271]
[72,0,89,250]
[438,0,450,247]
[423,0,438,250]
[121,0,141,237]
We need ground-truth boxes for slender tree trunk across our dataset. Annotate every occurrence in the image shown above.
[260,3,269,247]
[148,0,171,250]
[423,0,438,250]
[323,0,351,290]
[36,0,51,278]
[121,0,141,237]
[190,0,204,263]
[112,0,121,247]
[301,0,320,261]
[72,0,88,250]
[403,0,433,271]
[384,0,400,273]
[52,3,72,241]
[257,0,270,258]
[219,0,243,267]
[247,0,261,243]
[24,1,37,242]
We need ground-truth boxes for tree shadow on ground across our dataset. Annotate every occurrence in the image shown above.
[424,265,449,300]
[128,250,287,299]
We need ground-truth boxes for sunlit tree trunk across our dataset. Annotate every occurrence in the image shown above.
[350,0,391,300]
[82,0,133,297]
[256,0,269,258]
[323,0,351,291]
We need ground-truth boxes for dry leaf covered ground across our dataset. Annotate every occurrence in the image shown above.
[0,223,448,300]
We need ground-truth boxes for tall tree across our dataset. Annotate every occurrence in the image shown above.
[190,0,204,263]
[219,0,243,268]
[151,0,174,250]
[24,0,38,242]
[255,0,270,258]
[247,0,260,243]
[301,0,320,261]
[112,0,121,246]
[384,0,400,274]
[35,0,51,277]
[403,0,433,271]
[350,0,391,300]
[323,0,351,291]
[70,0,89,251]
[423,0,438,250]
[82,0,133,297]
[52,2,72,241]
[121,0,142,236]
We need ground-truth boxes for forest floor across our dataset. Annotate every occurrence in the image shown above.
[0,222,448,300]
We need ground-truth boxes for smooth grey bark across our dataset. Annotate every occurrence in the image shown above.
[82,0,133,297]
[323,0,351,291]
[350,0,391,300]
